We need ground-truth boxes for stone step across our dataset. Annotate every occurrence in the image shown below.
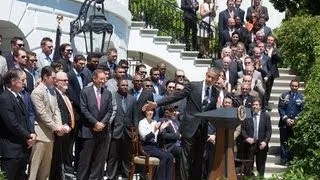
[272,125,279,134]
[273,79,304,87]
[264,162,287,173]
[270,134,280,143]
[153,36,172,45]
[278,68,291,74]
[271,87,305,94]
[268,142,280,156]
[180,51,199,60]
[277,74,300,81]
[140,29,158,37]
[266,154,281,164]
[131,21,146,29]
[167,43,185,52]
[194,58,212,66]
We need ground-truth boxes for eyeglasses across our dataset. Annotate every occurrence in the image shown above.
[20,55,27,58]
[17,44,24,47]
[176,75,185,78]
[28,59,38,62]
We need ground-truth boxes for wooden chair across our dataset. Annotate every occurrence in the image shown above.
[129,127,160,180]
[234,158,253,180]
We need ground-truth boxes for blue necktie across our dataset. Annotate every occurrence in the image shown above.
[122,97,127,112]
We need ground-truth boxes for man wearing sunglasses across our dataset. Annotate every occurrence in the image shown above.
[56,43,73,73]
[13,47,35,93]
[5,36,24,70]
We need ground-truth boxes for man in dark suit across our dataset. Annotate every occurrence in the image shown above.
[236,82,254,108]
[50,71,74,180]
[55,43,73,72]
[219,18,236,50]
[77,69,114,180]
[99,48,118,77]
[5,37,24,70]
[218,0,238,39]
[158,105,184,180]
[150,67,166,96]
[235,0,245,24]
[13,47,35,93]
[241,98,272,176]
[181,0,199,51]
[129,74,154,124]
[66,54,89,173]
[147,68,220,180]
[0,69,36,180]
[264,36,281,108]
[107,79,136,180]
[245,0,269,22]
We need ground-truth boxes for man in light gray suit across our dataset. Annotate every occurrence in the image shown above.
[29,66,67,180]
[77,69,114,180]
[107,79,136,179]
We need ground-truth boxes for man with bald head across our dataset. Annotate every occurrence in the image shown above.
[146,67,220,179]
[50,71,74,180]
[219,0,238,37]
[219,17,237,50]
[222,56,238,91]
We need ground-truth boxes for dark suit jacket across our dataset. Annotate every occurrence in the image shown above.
[24,70,34,93]
[129,88,154,124]
[218,9,239,34]
[246,6,269,22]
[241,111,272,150]
[235,8,245,23]
[112,92,136,139]
[236,94,254,108]
[20,89,36,129]
[158,118,181,152]
[0,89,34,158]
[67,69,89,114]
[214,59,238,73]
[54,88,71,126]
[4,52,15,71]
[56,57,72,73]
[268,49,281,78]
[79,86,113,138]
[157,81,218,138]
[219,29,232,49]
[259,54,273,78]
[181,0,198,20]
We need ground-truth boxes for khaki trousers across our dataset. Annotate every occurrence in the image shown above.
[28,141,54,180]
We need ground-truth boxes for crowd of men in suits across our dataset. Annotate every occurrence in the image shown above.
[0,0,305,178]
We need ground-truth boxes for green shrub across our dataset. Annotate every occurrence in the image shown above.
[273,16,320,81]
[270,168,317,180]
[274,58,320,179]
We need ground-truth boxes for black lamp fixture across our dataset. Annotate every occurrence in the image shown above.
[70,0,114,54]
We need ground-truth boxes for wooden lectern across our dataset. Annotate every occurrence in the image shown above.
[196,106,251,180]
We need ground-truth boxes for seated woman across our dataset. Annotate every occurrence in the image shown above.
[138,107,174,180]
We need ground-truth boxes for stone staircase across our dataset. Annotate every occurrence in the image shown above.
[262,68,304,178]
[128,21,212,81]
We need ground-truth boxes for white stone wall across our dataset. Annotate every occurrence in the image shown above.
[0,0,131,60]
